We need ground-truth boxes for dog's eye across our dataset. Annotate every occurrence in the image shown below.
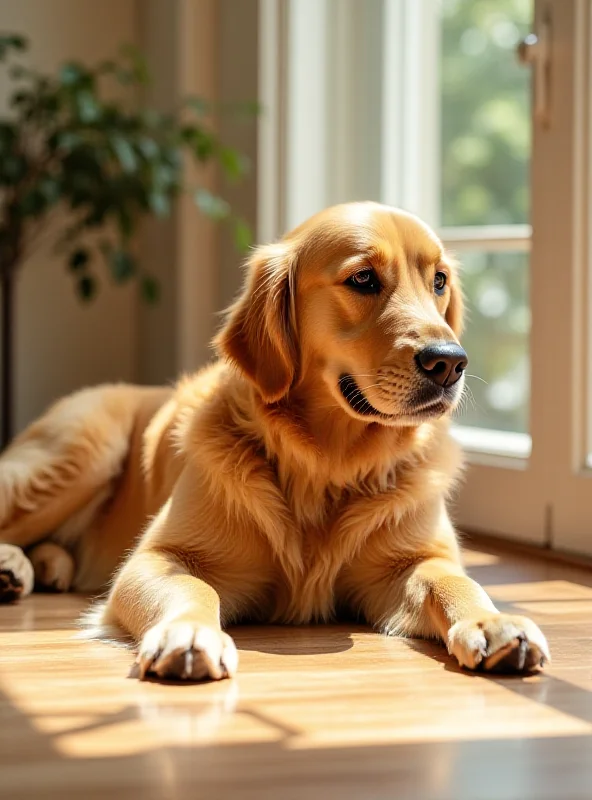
[345,269,381,294]
[434,271,447,295]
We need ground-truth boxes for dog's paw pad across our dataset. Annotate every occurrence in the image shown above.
[136,621,238,682]
[0,544,34,603]
[0,569,24,602]
[448,613,550,673]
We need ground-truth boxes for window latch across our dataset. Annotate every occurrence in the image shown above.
[517,13,552,127]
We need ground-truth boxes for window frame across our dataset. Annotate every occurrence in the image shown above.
[257,0,592,554]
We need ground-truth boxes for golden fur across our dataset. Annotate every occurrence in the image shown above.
[0,202,549,679]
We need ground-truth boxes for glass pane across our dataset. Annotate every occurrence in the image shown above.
[457,250,529,434]
[440,0,532,226]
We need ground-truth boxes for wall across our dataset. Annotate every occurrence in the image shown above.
[217,0,260,312]
[137,0,178,387]
[0,0,260,429]
[0,0,139,431]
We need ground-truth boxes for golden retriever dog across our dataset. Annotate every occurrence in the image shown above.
[0,202,549,679]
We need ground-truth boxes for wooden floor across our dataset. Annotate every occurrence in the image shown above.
[2,541,592,800]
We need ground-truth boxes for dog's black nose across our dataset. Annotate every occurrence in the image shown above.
[416,343,468,387]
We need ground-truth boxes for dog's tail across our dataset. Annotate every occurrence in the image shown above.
[0,385,141,550]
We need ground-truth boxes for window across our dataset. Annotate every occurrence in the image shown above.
[259,0,592,555]
[440,0,532,439]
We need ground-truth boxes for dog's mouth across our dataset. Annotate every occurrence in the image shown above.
[339,374,460,421]
[338,375,391,418]
[406,383,460,418]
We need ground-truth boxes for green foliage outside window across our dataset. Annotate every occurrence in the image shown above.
[440,0,532,434]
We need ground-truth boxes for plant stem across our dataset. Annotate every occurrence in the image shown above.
[0,259,16,450]
[1,264,14,450]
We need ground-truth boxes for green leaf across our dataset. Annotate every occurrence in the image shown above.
[55,131,83,151]
[76,90,100,123]
[111,136,137,172]
[2,35,26,49]
[233,218,252,252]
[194,188,230,220]
[10,90,30,108]
[110,250,135,283]
[185,97,209,116]
[149,191,171,217]
[160,146,182,169]
[0,35,27,60]
[77,274,96,302]
[138,136,160,160]
[19,189,47,218]
[236,99,262,116]
[39,176,62,204]
[141,275,160,304]
[0,123,16,155]
[219,147,249,181]
[59,62,87,87]
[69,249,89,271]
[181,126,215,161]
[152,162,177,189]
[0,154,27,185]
[119,43,150,85]
[219,99,262,117]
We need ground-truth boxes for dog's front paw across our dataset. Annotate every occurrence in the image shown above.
[0,544,34,603]
[448,613,550,673]
[135,620,238,681]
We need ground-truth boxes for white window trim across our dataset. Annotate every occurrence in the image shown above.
[452,426,531,463]
[440,225,532,252]
[257,0,287,244]
[381,0,441,227]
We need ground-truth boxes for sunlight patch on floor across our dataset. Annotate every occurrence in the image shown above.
[484,580,592,602]
[461,549,501,567]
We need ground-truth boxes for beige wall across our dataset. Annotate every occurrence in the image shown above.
[0,0,140,431]
[218,0,259,312]
[137,0,178,387]
[0,0,260,431]
[139,0,260,385]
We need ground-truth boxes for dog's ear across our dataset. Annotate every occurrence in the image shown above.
[443,254,465,336]
[215,242,297,403]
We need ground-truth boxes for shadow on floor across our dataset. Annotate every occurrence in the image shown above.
[1,676,591,800]
[407,636,592,729]
[233,624,356,656]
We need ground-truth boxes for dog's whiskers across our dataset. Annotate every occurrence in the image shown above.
[453,383,477,418]
[465,373,488,385]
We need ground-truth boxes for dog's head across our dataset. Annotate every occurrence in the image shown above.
[217,202,466,426]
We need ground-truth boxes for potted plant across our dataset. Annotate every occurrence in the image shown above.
[0,34,253,448]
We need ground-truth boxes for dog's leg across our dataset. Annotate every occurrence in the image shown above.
[347,501,550,673]
[91,548,237,682]
[84,472,238,682]
[361,555,550,673]
[28,542,75,593]
[0,386,136,553]
[406,557,549,671]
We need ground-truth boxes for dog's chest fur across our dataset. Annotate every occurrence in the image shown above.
[246,458,403,625]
